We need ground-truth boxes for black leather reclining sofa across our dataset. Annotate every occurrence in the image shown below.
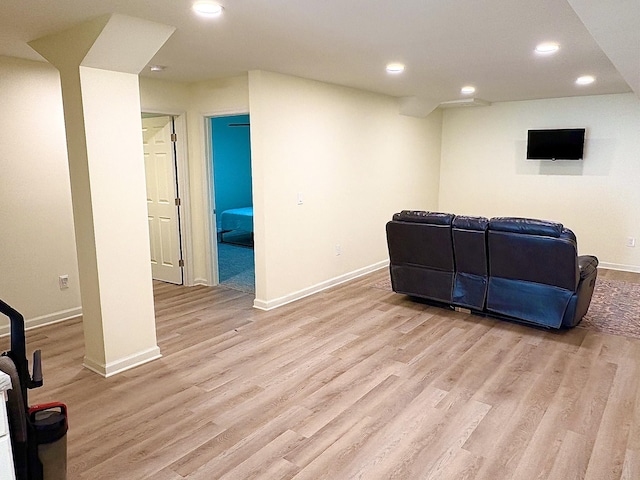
[386,211,599,328]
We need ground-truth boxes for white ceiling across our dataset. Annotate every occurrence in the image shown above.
[1,0,637,107]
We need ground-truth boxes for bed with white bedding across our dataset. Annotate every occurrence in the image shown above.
[219,206,254,245]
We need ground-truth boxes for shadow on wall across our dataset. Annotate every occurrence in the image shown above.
[514,138,615,176]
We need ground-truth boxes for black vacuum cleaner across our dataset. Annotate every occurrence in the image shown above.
[0,299,68,480]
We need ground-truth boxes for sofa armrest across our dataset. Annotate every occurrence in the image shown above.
[578,255,598,280]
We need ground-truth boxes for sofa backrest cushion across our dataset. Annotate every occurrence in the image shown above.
[393,210,454,225]
[488,217,564,237]
[386,211,454,271]
[452,216,489,276]
[487,217,578,291]
[452,215,489,232]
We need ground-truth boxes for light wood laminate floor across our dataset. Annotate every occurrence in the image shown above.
[2,268,640,479]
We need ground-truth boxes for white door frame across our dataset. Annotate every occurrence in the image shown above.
[201,108,250,287]
[142,110,193,285]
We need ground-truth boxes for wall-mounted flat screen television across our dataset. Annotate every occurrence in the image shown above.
[526,128,585,160]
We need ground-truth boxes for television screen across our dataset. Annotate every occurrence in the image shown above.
[526,128,585,160]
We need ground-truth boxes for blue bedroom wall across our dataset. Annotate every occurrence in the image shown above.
[211,114,252,229]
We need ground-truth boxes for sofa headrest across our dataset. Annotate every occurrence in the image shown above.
[393,210,454,225]
[488,217,564,237]
[452,215,489,231]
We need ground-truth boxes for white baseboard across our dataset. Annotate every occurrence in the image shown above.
[83,346,162,378]
[193,277,210,286]
[0,307,82,337]
[599,262,640,274]
[253,260,389,311]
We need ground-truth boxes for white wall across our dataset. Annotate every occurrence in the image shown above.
[139,76,191,113]
[0,56,81,333]
[188,77,250,284]
[439,93,640,270]
[5,54,637,336]
[249,71,442,307]
[141,71,444,308]
[76,67,159,370]
[0,61,249,335]
[140,75,250,285]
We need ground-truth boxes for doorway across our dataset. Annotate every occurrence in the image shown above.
[142,114,184,285]
[211,114,255,293]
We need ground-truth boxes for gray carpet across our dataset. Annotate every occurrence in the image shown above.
[581,278,640,338]
[218,241,255,293]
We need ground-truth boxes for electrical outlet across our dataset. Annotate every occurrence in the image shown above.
[59,275,69,290]
[335,244,342,256]
[627,237,636,248]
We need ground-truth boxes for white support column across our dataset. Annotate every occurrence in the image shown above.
[29,15,175,376]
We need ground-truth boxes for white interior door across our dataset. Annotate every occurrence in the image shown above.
[142,115,183,284]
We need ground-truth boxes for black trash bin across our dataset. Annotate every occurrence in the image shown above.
[30,403,68,480]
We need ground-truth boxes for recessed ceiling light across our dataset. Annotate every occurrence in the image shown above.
[461,86,476,95]
[386,63,405,74]
[535,42,560,54]
[193,1,224,16]
[576,75,595,85]
[149,65,166,72]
